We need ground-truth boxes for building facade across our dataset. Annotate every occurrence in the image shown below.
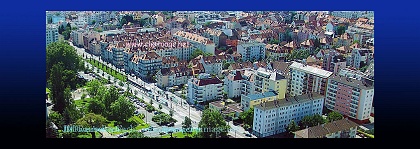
[46,24,59,46]
[187,73,223,104]
[288,62,333,96]
[252,93,324,137]
[224,70,243,99]
[325,75,374,121]
[237,42,266,61]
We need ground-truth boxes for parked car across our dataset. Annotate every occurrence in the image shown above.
[245,133,252,137]
[159,131,166,135]
[167,122,175,127]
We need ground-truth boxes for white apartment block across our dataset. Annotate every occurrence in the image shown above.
[288,62,333,97]
[154,45,194,61]
[325,75,374,121]
[224,70,243,99]
[252,93,325,138]
[351,48,373,69]
[187,73,223,104]
[71,29,85,47]
[237,42,266,62]
[46,24,59,46]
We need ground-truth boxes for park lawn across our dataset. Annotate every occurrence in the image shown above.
[76,132,103,138]
[86,59,126,82]
[108,116,150,135]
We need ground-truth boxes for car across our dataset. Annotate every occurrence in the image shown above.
[141,129,147,133]
[154,111,160,115]
[167,122,175,127]
[159,131,166,135]
[123,132,129,136]
[245,133,252,137]
[148,127,154,131]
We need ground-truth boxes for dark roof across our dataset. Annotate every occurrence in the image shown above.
[228,70,243,81]
[160,65,192,76]
[195,77,223,86]
[293,20,305,24]
[332,55,346,63]
[294,119,359,138]
[329,75,374,90]
[357,49,373,56]
[255,93,324,111]
[209,100,224,108]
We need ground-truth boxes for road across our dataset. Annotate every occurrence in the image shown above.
[70,42,257,138]
[71,42,203,138]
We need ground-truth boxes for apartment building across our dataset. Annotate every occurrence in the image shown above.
[252,93,324,137]
[173,30,216,55]
[351,48,374,69]
[224,70,243,99]
[241,91,278,111]
[288,62,333,96]
[46,24,59,46]
[187,73,223,104]
[265,44,289,61]
[325,75,374,121]
[254,68,287,99]
[237,41,266,61]
[138,51,162,80]
[156,65,193,89]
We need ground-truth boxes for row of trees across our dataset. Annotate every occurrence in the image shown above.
[286,111,344,134]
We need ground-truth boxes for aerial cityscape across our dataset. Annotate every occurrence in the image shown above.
[46,11,374,138]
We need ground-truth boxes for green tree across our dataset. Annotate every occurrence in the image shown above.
[240,107,254,127]
[110,96,135,122]
[48,17,53,24]
[127,131,147,138]
[198,109,230,138]
[227,48,233,54]
[326,111,343,122]
[287,120,299,134]
[48,111,65,130]
[46,41,83,88]
[91,20,96,25]
[86,79,102,97]
[191,49,204,59]
[75,113,107,138]
[49,63,67,113]
[88,98,105,115]
[337,26,346,35]
[159,104,163,110]
[182,116,192,134]
[146,104,155,112]
[223,61,231,70]
[360,65,369,72]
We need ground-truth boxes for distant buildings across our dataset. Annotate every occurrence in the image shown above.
[46,24,59,46]
[252,93,324,137]
[294,118,359,138]
[156,65,192,89]
[173,30,216,55]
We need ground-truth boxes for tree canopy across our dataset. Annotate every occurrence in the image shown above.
[110,96,136,122]
[198,109,230,138]
[182,116,192,134]
[299,114,326,129]
[286,120,299,134]
[240,107,254,129]
[46,41,83,89]
[75,113,107,138]
[326,111,343,122]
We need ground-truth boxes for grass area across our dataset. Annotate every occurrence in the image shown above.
[86,59,126,82]
[107,115,150,135]
[76,132,103,138]
[161,131,198,138]
[74,98,92,108]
